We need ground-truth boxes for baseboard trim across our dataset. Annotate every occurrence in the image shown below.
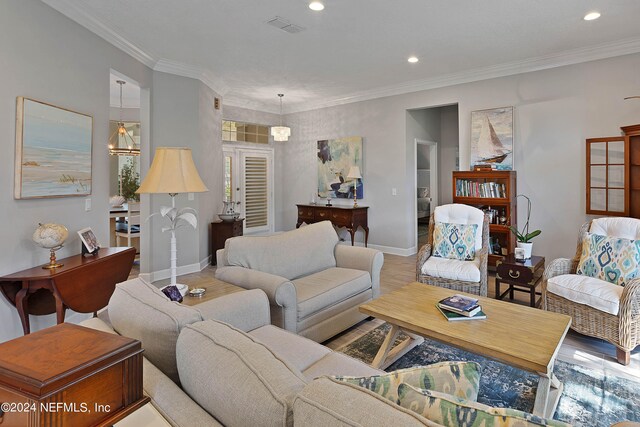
[339,241,417,257]
[139,255,211,283]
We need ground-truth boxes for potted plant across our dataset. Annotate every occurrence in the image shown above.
[508,194,541,259]
[119,157,140,202]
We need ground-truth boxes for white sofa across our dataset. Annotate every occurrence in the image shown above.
[215,221,384,343]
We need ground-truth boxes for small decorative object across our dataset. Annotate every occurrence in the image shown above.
[32,223,69,269]
[109,195,125,207]
[317,136,363,199]
[326,195,332,206]
[509,194,541,259]
[514,247,526,261]
[499,209,508,225]
[161,285,183,303]
[346,166,362,208]
[219,200,240,222]
[471,106,513,171]
[188,288,206,297]
[15,97,92,199]
[77,227,100,255]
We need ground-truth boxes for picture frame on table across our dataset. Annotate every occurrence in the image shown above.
[78,227,100,255]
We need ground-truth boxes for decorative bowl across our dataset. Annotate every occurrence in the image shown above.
[218,213,240,222]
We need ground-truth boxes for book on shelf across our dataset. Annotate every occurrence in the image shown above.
[437,305,487,321]
[455,180,506,199]
[438,294,478,312]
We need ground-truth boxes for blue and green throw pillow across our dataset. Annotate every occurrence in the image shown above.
[576,232,640,286]
[332,361,481,403]
[397,383,571,427]
[433,222,478,261]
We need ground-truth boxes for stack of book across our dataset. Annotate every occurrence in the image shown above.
[437,294,487,321]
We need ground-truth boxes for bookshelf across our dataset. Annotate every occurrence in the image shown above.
[452,170,517,266]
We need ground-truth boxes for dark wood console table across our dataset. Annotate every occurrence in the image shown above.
[0,247,135,335]
[296,204,369,246]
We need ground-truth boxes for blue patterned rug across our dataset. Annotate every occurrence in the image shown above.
[338,323,640,426]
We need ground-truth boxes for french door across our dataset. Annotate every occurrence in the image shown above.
[223,147,274,234]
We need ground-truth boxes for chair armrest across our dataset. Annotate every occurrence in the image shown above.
[216,249,227,267]
[476,246,488,296]
[335,245,384,299]
[193,289,270,332]
[415,244,432,280]
[215,266,297,331]
[619,279,640,323]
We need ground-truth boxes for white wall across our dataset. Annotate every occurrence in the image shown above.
[0,0,152,341]
[282,53,640,259]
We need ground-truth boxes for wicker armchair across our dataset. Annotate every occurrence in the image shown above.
[542,218,640,365]
[416,204,489,296]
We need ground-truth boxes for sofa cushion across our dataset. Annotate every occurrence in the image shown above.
[420,256,481,282]
[249,324,331,372]
[434,204,485,250]
[294,267,371,319]
[293,377,436,427]
[397,383,571,427]
[547,274,623,316]
[108,278,203,383]
[302,352,382,380]
[576,232,640,287]
[333,361,481,403]
[177,320,307,427]
[433,222,478,261]
[224,221,338,280]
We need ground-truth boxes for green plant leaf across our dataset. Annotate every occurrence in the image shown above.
[524,230,541,242]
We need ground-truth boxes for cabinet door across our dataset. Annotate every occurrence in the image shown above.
[586,137,629,216]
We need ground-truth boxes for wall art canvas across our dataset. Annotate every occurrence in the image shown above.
[317,136,363,199]
[15,97,93,199]
[470,106,513,170]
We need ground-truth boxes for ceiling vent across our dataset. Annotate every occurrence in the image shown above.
[266,16,305,34]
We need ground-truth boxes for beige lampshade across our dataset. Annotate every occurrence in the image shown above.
[136,147,208,194]
[346,166,362,180]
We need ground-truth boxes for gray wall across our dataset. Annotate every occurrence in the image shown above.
[0,0,152,341]
[281,53,640,257]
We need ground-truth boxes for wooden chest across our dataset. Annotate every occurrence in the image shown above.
[0,323,148,426]
[210,219,244,265]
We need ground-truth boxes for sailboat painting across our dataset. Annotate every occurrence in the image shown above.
[471,107,513,170]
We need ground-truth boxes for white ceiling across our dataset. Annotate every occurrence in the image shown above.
[45,0,640,113]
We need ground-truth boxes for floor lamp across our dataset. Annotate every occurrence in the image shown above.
[136,147,208,287]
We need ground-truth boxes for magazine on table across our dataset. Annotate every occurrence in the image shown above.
[438,294,479,314]
[437,305,487,321]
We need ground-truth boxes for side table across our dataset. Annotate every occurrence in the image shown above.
[210,219,244,265]
[495,254,545,307]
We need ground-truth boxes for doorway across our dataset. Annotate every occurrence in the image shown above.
[108,72,143,273]
[223,146,275,235]
[407,104,459,253]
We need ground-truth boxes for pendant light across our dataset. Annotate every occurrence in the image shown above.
[271,94,291,142]
[108,80,140,156]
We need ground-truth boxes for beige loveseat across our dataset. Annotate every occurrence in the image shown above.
[85,278,569,427]
[215,221,384,342]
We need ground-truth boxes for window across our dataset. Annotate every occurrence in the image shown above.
[222,120,269,144]
[586,137,628,215]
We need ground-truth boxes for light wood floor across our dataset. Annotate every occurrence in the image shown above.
[147,253,640,382]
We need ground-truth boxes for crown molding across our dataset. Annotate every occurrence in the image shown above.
[222,95,281,115]
[153,59,228,96]
[286,36,640,114]
[41,0,156,68]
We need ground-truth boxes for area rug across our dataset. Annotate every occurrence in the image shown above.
[338,323,640,426]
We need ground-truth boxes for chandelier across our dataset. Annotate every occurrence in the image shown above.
[109,80,140,156]
[271,94,291,142]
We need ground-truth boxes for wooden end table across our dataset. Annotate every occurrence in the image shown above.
[495,254,545,307]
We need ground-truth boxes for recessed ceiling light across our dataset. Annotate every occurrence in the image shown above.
[584,11,601,21]
[408,56,419,63]
[309,2,324,11]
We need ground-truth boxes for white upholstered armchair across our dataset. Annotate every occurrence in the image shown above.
[542,217,640,365]
[416,204,489,296]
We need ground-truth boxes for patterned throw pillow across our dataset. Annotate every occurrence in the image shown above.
[433,222,478,261]
[576,233,640,286]
[397,383,571,427]
[332,361,481,404]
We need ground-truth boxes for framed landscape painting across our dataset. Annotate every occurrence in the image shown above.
[470,106,513,171]
[15,97,93,199]
[317,136,363,199]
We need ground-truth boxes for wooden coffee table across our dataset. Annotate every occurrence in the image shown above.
[359,282,571,418]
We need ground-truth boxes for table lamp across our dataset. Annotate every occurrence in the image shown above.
[136,147,208,287]
[346,166,362,208]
